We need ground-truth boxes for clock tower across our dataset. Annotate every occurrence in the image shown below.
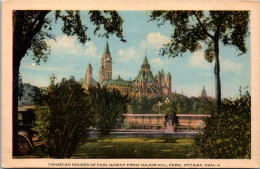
[99,42,112,84]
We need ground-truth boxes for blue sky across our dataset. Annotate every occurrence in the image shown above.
[20,11,251,99]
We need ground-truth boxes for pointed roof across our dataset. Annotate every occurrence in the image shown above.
[134,70,156,83]
[104,41,110,54]
[135,55,155,82]
[202,86,207,93]
[88,63,92,68]
[201,85,207,97]
[142,55,149,66]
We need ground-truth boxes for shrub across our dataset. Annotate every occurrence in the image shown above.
[193,91,251,158]
[88,86,128,134]
[33,78,94,158]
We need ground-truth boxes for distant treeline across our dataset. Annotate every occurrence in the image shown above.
[18,83,39,106]
[128,94,215,115]
[19,83,215,115]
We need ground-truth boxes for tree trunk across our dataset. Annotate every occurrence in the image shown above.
[13,54,22,155]
[214,39,221,114]
[13,13,23,155]
[12,11,50,155]
[13,12,27,155]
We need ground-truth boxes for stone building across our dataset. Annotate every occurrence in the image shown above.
[84,42,172,97]
[99,42,113,84]
[85,63,97,90]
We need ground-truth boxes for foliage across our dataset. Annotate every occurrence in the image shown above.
[121,121,132,129]
[192,91,251,158]
[127,94,215,115]
[128,96,160,114]
[13,10,126,65]
[18,74,25,101]
[18,83,42,106]
[161,100,178,126]
[13,10,126,154]
[149,11,249,57]
[149,11,250,114]
[33,78,94,158]
[88,86,128,134]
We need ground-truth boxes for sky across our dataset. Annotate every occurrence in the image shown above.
[20,11,251,99]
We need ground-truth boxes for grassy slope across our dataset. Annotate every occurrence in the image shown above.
[74,137,194,158]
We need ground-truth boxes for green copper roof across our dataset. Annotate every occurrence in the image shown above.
[160,69,165,77]
[79,78,97,86]
[134,70,156,83]
[102,79,133,87]
[88,63,92,68]
[142,56,149,66]
[104,42,110,54]
[167,72,171,76]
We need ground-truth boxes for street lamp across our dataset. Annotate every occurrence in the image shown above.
[165,97,170,103]
[158,101,162,114]
[164,97,170,121]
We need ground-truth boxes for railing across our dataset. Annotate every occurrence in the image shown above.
[123,113,211,132]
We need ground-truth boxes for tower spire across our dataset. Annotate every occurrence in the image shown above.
[201,85,207,98]
[100,42,112,84]
[142,55,149,65]
[141,55,151,72]
[104,41,110,54]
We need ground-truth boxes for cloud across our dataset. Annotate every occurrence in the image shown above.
[190,51,211,70]
[118,49,124,56]
[117,47,142,63]
[116,33,170,65]
[222,59,243,72]
[47,35,97,57]
[85,42,97,56]
[141,32,170,50]
[117,33,170,64]
[113,70,137,79]
[20,64,80,74]
[150,58,166,67]
[20,73,50,87]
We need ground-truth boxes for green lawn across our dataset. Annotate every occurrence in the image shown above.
[14,136,194,158]
[73,137,194,158]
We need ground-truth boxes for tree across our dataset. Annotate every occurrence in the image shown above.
[161,99,178,127]
[88,86,128,134]
[139,96,157,114]
[192,91,251,158]
[128,96,159,114]
[18,74,25,101]
[149,11,249,114]
[18,83,41,106]
[13,10,125,155]
[33,78,94,158]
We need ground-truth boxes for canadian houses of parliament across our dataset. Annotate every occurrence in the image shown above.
[84,42,172,97]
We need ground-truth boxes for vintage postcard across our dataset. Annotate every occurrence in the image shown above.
[1,0,260,168]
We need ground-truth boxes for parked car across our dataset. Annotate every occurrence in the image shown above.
[18,106,44,155]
